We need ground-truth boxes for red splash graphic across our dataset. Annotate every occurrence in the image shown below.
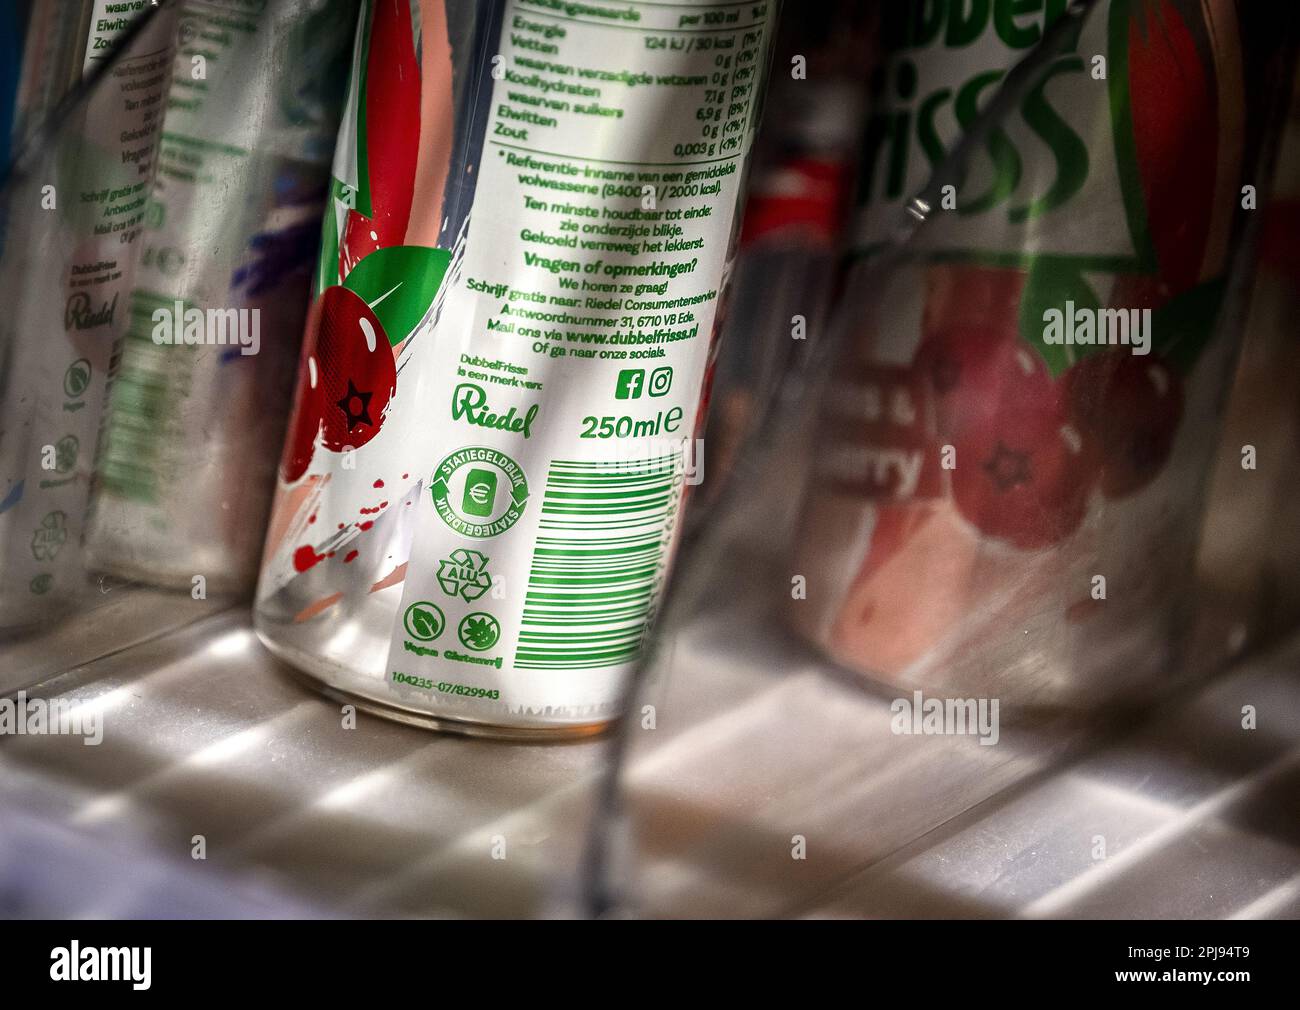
[358,520,374,531]
[344,550,359,563]
[373,479,385,488]
[293,545,325,572]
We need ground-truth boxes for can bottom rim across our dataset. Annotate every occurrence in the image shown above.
[256,628,618,742]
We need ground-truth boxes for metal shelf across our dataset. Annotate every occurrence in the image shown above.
[2,604,1297,918]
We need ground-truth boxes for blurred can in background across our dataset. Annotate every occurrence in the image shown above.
[84,0,356,593]
[696,0,873,519]
[1197,58,1300,649]
[0,0,178,629]
[255,0,780,736]
[790,0,1296,708]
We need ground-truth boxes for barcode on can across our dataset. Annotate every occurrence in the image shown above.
[514,453,680,671]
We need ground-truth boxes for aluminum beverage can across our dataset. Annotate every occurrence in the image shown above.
[788,0,1293,709]
[254,0,779,736]
[0,1,178,629]
[83,0,356,593]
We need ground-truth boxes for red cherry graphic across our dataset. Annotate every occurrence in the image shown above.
[280,297,325,483]
[921,329,1098,549]
[950,403,1095,550]
[313,285,395,453]
[1063,351,1183,499]
[339,208,384,281]
[917,328,1056,440]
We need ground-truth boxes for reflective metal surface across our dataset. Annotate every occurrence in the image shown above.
[2,604,1296,918]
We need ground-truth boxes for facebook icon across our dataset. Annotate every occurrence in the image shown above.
[615,369,644,399]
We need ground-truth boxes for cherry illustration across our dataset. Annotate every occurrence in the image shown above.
[949,400,1095,550]
[1063,350,1183,499]
[917,327,1098,549]
[313,285,395,453]
[917,327,1056,439]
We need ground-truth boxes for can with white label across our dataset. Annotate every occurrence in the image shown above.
[83,0,355,593]
[0,0,178,629]
[254,0,779,736]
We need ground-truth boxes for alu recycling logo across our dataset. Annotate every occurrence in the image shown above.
[437,548,492,602]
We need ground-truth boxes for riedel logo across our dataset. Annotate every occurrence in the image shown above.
[64,291,117,331]
[451,382,539,438]
[49,942,151,990]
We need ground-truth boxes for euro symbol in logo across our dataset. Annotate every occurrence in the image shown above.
[462,468,497,518]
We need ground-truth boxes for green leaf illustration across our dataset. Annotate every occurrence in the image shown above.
[1020,256,1102,377]
[410,608,438,639]
[342,245,451,345]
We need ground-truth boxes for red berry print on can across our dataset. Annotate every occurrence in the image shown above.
[314,285,396,453]
[1063,350,1183,499]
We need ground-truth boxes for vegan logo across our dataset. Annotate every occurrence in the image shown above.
[437,548,492,602]
[451,382,538,438]
[403,601,445,642]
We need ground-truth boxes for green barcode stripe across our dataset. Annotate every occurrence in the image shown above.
[514,454,679,671]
